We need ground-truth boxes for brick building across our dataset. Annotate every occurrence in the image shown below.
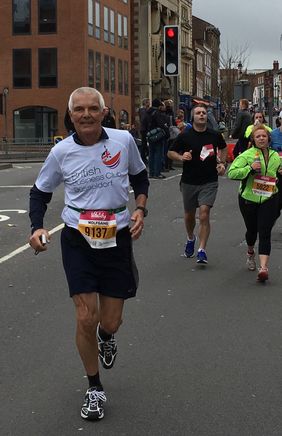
[192,16,220,102]
[0,0,131,141]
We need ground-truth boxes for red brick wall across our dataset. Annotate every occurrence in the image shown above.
[0,0,131,139]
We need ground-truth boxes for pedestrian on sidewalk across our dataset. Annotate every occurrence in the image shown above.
[231,99,252,157]
[28,87,149,421]
[144,98,169,179]
[168,103,227,264]
[138,98,150,164]
[228,125,281,282]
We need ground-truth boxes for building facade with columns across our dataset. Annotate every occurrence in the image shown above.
[131,0,193,125]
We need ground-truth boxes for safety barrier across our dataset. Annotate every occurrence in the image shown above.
[0,138,54,160]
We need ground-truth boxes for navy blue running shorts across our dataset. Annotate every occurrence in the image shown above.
[61,225,139,299]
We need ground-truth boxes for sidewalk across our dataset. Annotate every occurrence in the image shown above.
[0,158,44,170]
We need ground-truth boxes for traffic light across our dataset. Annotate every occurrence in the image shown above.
[164,25,179,76]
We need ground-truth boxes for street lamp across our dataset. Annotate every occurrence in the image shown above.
[238,61,243,80]
[3,87,9,141]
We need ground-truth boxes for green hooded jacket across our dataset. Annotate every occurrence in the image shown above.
[228,146,280,203]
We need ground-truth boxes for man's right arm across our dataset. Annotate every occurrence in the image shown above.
[29,184,52,234]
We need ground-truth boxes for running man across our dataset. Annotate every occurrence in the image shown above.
[29,87,149,421]
[168,104,227,264]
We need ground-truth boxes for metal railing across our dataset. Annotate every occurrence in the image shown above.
[0,138,54,160]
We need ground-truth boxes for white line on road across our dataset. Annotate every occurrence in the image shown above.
[0,223,64,265]
[163,173,181,181]
[0,185,33,188]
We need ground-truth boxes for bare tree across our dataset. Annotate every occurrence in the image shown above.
[220,42,251,114]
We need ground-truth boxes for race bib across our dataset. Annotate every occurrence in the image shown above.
[200,144,215,161]
[78,210,117,249]
[252,175,276,197]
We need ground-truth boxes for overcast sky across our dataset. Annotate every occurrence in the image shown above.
[193,0,282,70]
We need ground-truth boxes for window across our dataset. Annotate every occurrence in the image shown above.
[88,50,94,87]
[124,61,128,95]
[14,106,58,140]
[95,2,100,39]
[123,16,128,49]
[39,48,57,87]
[88,0,93,36]
[118,60,123,94]
[13,49,31,88]
[110,10,115,45]
[118,14,122,47]
[103,6,109,42]
[95,52,101,90]
[13,0,31,34]
[104,55,110,92]
[110,57,115,93]
[38,0,56,33]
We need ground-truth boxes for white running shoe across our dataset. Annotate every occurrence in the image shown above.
[246,252,256,271]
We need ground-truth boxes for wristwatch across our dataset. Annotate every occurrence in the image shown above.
[135,206,148,217]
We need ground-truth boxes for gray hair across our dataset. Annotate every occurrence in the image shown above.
[68,87,105,112]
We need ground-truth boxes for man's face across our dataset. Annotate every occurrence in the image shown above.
[193,107,207,126]
[69,92,105,137]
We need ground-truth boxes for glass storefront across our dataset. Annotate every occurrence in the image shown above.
[14,106,58,141]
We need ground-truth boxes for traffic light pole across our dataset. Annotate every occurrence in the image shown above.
[173,76,179,112]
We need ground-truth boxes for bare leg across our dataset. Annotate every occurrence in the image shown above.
[184,209,196,240]
[198,205,211,250]
[259,254,269,270]
[99,295,124,334]
[73,293,100,375]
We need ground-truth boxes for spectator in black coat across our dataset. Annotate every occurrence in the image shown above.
[102,106,116,128]
[144,99,169,179]
[231,99,252,157]
[138,98,150,164]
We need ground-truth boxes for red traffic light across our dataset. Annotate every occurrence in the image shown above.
[166,28,175,38]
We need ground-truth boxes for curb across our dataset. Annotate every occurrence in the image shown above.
[0,163,13,170]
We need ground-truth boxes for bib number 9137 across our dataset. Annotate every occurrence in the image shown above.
[78,210,117,249]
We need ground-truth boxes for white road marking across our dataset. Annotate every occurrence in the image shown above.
[0,209,27,222]
[0,209,27,213]
[163,173,181,181]
[0,223,64,265]
[0,215,9,222]
[0,185,33,188]
[14,166,32,169]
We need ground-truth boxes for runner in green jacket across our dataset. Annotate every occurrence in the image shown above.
[228,124,282,282]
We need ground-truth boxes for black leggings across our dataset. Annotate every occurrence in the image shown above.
[238,194,279,255]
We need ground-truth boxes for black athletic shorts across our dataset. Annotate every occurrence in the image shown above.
[61,225,139,299]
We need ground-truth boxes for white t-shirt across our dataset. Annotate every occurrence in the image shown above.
[35,128,145,231]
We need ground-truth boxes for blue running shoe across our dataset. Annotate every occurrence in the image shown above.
[196,249,208,264]
[184,236,196,258]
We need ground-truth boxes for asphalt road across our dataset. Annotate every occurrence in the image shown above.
[1,163,282,436]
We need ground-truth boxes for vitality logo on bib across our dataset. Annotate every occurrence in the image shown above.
[101,146,121,169]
